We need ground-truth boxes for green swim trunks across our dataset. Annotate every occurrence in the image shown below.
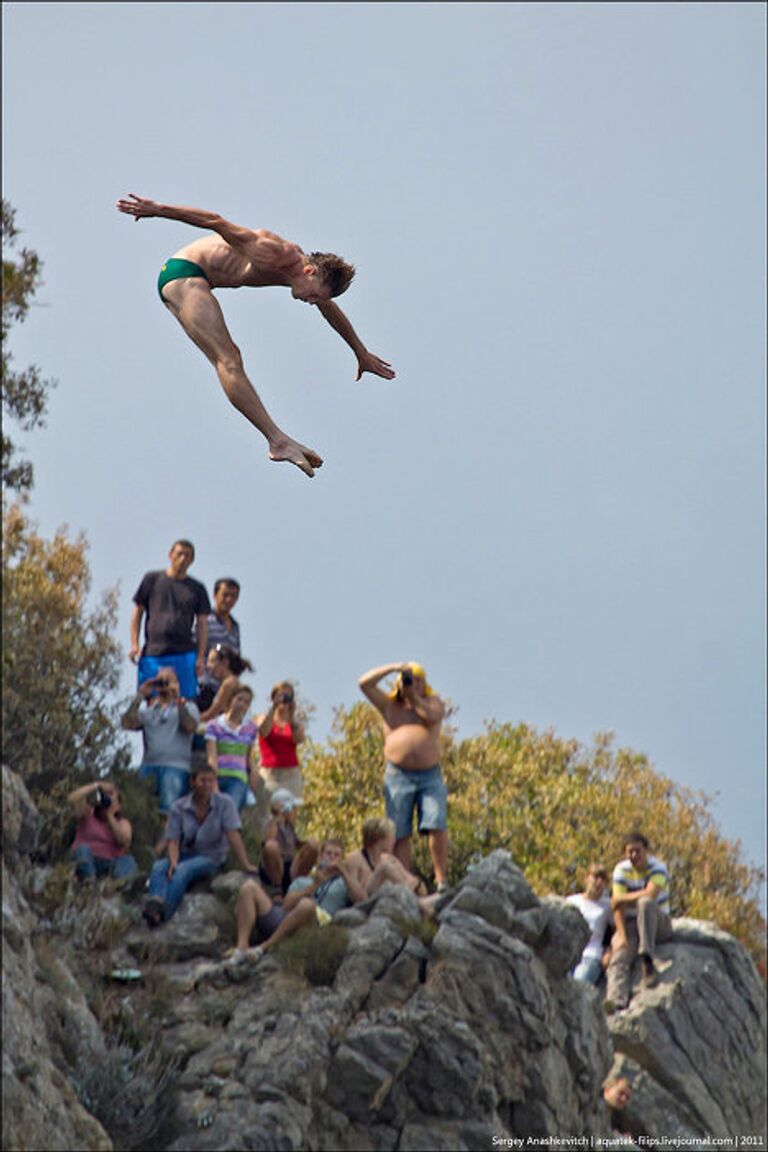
[157,258,210,300]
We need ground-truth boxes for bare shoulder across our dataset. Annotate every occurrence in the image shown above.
[252,228,288,243]
[253,228,301,255]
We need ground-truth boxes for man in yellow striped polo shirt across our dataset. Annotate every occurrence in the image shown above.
[605,831,672,1013]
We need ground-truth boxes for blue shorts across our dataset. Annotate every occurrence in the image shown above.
[384,763,448,840]
[138,652,198,700]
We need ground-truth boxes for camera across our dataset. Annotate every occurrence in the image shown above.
[279,691,294,704]
[401,670,414,687]
[93,788,112,811]
[154,677,169,689]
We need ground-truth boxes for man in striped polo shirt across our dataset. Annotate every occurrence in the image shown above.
[605,831,672,1013]
[196,577,242,713]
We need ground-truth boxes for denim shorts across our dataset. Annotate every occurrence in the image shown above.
[384,762,447,840]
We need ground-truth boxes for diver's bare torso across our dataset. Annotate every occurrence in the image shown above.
[173,232,304,291]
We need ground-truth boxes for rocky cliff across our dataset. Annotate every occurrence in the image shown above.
[2,766,766,1151]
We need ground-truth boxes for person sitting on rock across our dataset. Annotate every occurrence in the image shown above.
[230,837,366,964]
[605,831,672,1013]
[602,1076,636,1144]
[258,787,318,897]
[566,863,613,985]
[344,816,445,918]
[68,780,138,884]
[344,816,426,896]
[142,762,259,927]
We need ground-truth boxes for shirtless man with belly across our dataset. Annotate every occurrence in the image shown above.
[358,661,449,891]
[116,193,395,478]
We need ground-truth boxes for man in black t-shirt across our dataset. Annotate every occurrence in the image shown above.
[130,539,211,700]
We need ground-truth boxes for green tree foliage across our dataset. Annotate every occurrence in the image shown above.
[2,200,56,492]
[2,502,130,802]
[300,703,766,965]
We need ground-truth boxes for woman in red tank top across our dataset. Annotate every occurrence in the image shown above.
[256,682,305,810]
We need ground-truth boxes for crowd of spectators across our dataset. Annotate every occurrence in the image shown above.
[68,535,672,1127]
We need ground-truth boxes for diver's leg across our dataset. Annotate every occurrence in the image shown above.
[161,279,323,478]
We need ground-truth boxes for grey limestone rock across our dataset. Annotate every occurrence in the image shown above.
[3,771,766,1152]
[607,919,767,1140]
[126,892,234,961]
[2,763,40,864]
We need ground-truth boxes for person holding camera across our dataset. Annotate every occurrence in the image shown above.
[121,667,200,815]
[68,780,138,883]
[258,787,318,896]
[256,681,305,813]
[358,661,449,893]
[230,836,365,964]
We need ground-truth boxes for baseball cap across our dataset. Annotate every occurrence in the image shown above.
[270,788,303,813]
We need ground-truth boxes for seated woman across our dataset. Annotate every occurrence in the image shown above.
[258,787,318,896]
[205,685,259,812]
[68,780,138,883]
[256,681,305,817]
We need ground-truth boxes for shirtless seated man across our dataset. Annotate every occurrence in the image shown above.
[116,193,395,477]
[345,816,442,917]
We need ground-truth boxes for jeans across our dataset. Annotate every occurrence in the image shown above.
[148,853,218,920]
[384,763,448,839]
[572,957,603,985]
[218,775,249,812]
[74,845,138,882]
[139,764,190,814]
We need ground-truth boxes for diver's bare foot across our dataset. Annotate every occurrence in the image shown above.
[269,437,324,478]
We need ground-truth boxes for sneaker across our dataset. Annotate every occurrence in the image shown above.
[640,963,658,990]
[142,897,165,929]
[228,946,263,967]
[435,881,449,894]
[641,958,658,989]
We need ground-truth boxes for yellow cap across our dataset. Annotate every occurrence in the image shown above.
[388,662,435,698]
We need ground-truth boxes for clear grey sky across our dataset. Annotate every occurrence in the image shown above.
[3,3,765,877]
